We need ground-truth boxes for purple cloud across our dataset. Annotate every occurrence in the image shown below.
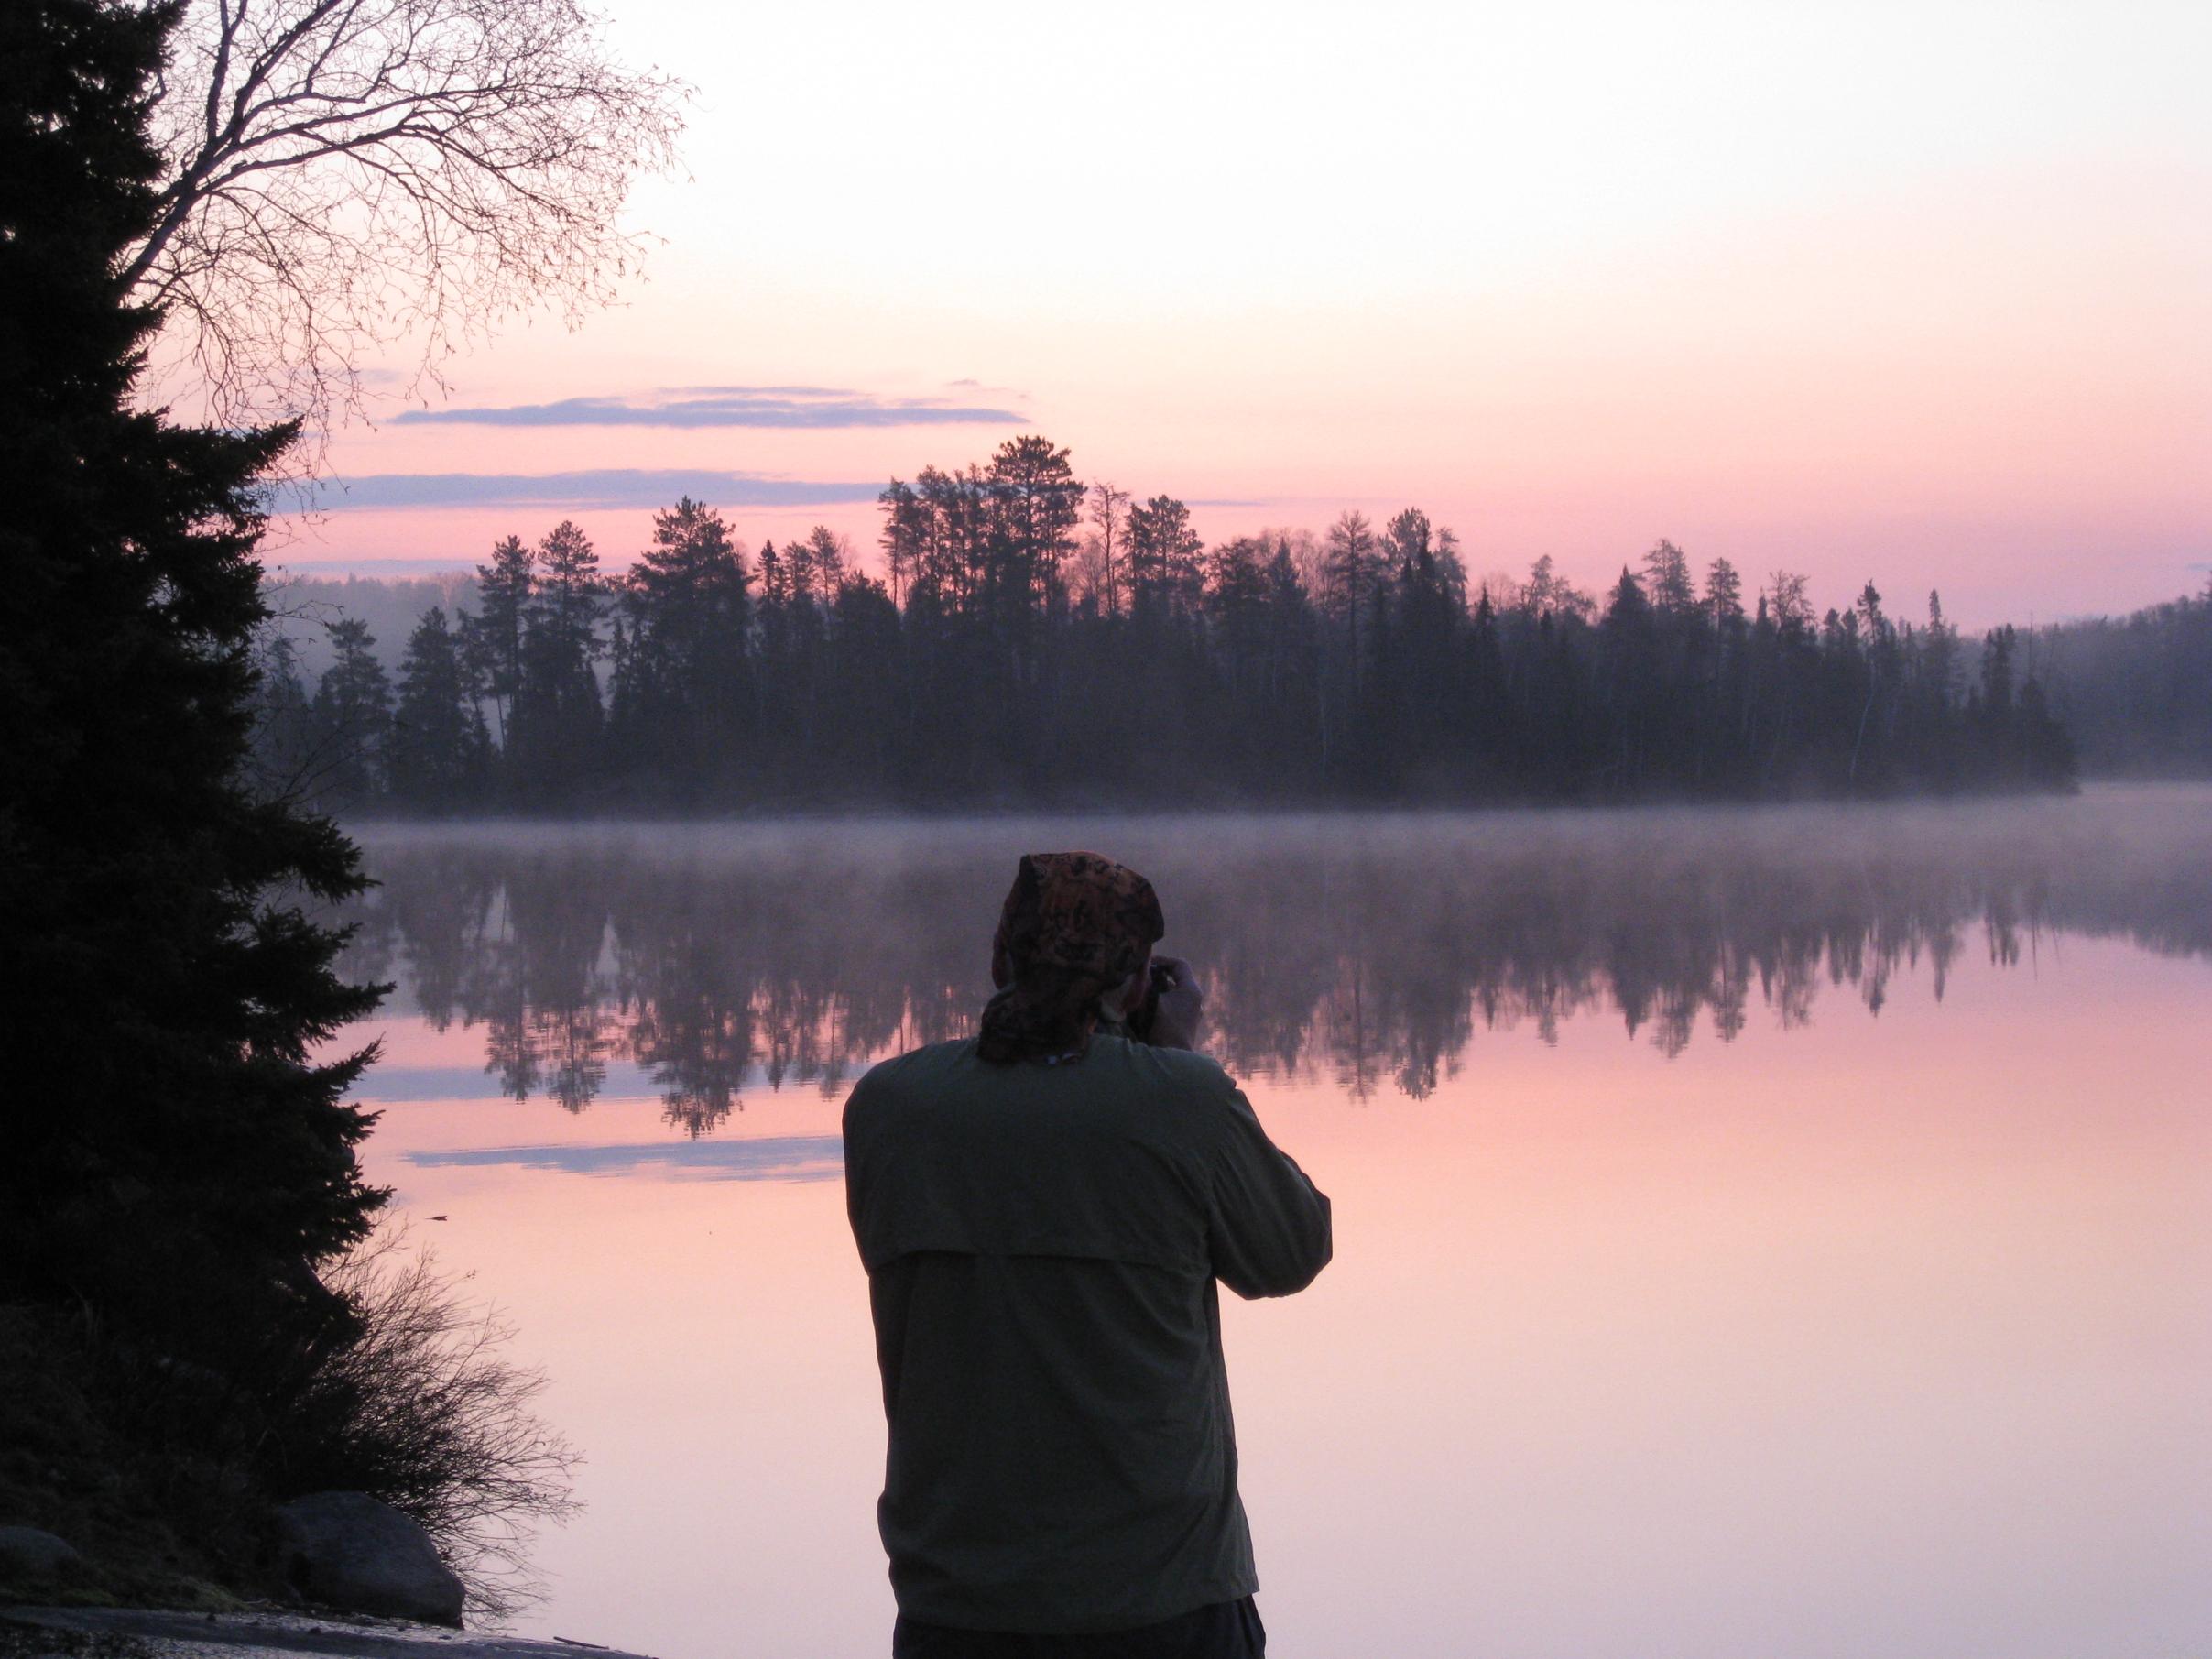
[392,385,1025,430]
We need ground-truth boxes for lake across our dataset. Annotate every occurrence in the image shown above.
[337,787,2212,1659]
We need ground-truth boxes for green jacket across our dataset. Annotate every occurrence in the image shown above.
[843,1034,1333,1633]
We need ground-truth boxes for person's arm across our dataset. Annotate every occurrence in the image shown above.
[1207,1082,1333,1299]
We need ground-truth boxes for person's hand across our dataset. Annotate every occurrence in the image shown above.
[1148,955,1205,1051]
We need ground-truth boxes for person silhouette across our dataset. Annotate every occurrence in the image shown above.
[844,852,1332,1657]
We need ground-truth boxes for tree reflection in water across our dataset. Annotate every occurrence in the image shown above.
[338,795,2212,1132]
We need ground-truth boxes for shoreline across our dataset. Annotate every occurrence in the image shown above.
[3,1607,654,1659]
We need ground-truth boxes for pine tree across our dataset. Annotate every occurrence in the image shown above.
[1127,495,1205,619]
[0,0,385,1353]
[1521,552,1594,623]
[1598,568,1658,789]
[510,519,604,798]
[1322,509,1383,643]
[801,524,851,606]
[985,435,1085,620]
[391,607,488,808]
[877,481,925,606]
[1704,558,1745,631]
[260,433,2095,809]
[1641,539,1696,615]
[311,617,395,805]
[612,497,752,795]
[464,533,534,748]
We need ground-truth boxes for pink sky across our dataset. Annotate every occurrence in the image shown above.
[267,0,2210,628]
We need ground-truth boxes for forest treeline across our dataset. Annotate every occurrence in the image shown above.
[2036,585,2212,776]
[260,436,2083,811]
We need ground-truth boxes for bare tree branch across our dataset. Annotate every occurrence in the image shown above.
[125,0,689,457]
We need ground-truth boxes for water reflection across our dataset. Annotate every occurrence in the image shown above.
[406,1137,844,1180]
[341,793,2212,1130]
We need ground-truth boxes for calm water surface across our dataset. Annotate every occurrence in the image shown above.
[338,788,2212,1659]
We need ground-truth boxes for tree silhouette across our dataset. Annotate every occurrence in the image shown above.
[124,0,685,441]
[278,435,2085,812]
[2034,580,2212,776]
[610,497,753,799]
[391,608,488,808]
[510,520,605,800]
[2,0,385,1363]
[312,617,395,805]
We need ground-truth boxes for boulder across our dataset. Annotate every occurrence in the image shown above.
[0,1523,82,1580]
[273,1492,465,1627]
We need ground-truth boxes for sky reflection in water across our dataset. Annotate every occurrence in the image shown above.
[341,790,2212,1123]
[340,791,2212,1659]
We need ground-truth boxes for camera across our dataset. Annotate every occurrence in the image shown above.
[1128,959,1177,1041]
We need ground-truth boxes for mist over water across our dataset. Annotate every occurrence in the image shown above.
[342,786,2212,1121]
[336,787,2212,1659]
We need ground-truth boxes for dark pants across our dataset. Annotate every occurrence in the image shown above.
[893,1598,1265,1659]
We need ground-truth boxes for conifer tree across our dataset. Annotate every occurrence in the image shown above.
[1127,494,1205,619]
[311,617,395,805]
[985,436,1084,619]
[612,497,752,794]
[275,439,2094,808]
[391,607,489,808]
[511,519,604,797]
[1704,558,1746,632]
[877,482,925,606]
[1641,538,1697,615]
[0,0,385,1351]
[1322,509,1383,638]
[465,533,534,747]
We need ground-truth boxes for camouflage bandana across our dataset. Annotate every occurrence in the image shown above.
[976,852,1166,1064]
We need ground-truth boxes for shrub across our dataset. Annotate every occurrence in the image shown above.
[271,1230,582,1622]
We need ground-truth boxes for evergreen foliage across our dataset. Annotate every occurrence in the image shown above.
[2034,581,2212,776]
[0,0,384,1377]
[392,608,491,806]
[510,521,604,800]
[311,617,395,802]
[608,497,754,801]
[294,439,2080,813]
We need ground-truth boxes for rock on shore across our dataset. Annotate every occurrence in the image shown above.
[0,1529,82,1584]
[272,1496,464,1629]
